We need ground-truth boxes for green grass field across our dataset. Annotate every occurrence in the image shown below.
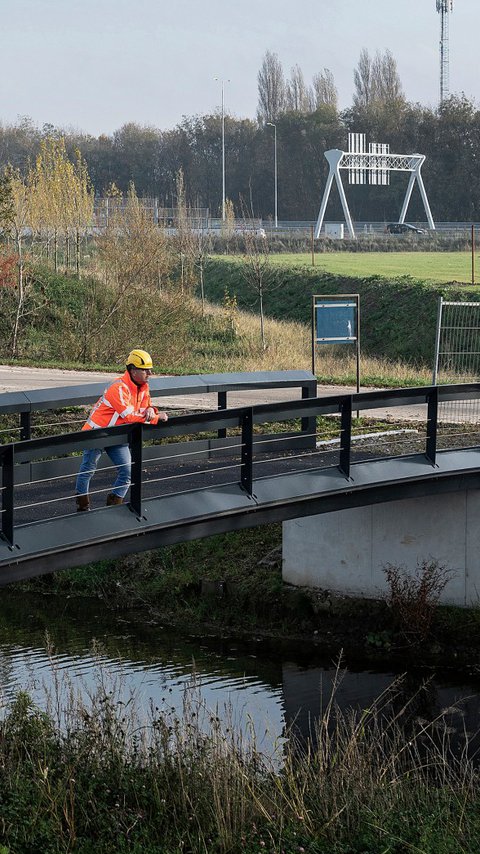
[270,251,476,284]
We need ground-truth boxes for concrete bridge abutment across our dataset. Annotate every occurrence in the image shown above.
[282,489,480,607]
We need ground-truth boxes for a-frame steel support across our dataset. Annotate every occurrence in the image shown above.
[314,148,435,239]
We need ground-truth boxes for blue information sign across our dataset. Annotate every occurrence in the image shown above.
[315,301,357,344]
[311,294,360,394]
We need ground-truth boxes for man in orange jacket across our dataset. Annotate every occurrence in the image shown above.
[75,349,168,511]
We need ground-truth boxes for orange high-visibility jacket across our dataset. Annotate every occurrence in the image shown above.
[82,370,160,431]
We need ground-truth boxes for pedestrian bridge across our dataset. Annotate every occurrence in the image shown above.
[0,372,479,588]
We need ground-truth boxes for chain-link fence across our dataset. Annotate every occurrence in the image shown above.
[433,298,480,431]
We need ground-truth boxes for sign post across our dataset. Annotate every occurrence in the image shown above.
[312,293,360,396]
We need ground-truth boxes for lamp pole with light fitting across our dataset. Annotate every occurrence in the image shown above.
[214,76,230,221]
[266,121,278,228]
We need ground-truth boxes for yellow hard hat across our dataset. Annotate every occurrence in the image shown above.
[126,349,153,369]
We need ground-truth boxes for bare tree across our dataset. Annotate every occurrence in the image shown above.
[173,167,215,314]
[285,65,314,113]
[312,68,338,110]
[372,49,405,106]
[353,48,374,109]
[190,229,213,317]
[257,50,285,123]
[84,183,172,363]
[238,201,278,352]
[174,167,197,294]
[353,48,404,110]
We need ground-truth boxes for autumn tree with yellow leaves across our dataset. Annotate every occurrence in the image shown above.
[30,137,94,275]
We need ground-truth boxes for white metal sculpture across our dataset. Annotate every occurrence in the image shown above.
[314,133,435,239]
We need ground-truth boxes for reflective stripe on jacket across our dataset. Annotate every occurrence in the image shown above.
[81,370,160,431]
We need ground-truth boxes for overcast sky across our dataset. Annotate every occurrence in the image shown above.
[1,0,477,136]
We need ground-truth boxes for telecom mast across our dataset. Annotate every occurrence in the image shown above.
[437,0,454,103]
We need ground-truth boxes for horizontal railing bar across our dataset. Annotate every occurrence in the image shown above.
[148,412,244,437]
[253,448,337,468]
[12,424,135,461]
[145,462,241,485]
[14,458,123,488]
[252,398,344,423]
[144,442,245,466]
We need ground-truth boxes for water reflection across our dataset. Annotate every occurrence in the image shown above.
[0,592,286,755]
[282,662,480,761]
[0,591,479,760]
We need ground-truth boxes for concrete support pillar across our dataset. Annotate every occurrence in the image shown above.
[282,490,480,607]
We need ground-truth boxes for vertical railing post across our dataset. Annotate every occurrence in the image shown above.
[218,391,227,440]
[301,381,317,449]
[1,444,14,546]
[338,396,352,479]
[129,424,143,517]
[240,408,253,497]
[20,411,31,441]
[426,386,438,465]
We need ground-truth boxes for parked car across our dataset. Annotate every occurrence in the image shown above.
[235,226,267,239]
[385,222,426,235]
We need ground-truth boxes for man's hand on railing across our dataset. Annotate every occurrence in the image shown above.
[145,408,168,424]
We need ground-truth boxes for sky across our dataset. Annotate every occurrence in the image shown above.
[1,0,478,137]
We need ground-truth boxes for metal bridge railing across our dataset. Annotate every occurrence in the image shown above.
[2,383,480,550]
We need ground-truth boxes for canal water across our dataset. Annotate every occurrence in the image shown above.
[1,591,479,757]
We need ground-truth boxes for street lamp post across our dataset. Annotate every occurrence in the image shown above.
[266,121,278,228]
[214,77,230,221]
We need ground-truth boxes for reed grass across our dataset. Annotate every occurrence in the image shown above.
[1,654,478,853]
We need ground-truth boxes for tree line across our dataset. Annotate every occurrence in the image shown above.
[1,50,480,223]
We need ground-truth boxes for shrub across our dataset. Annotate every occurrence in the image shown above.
[0,252,17,288]
[383,559,451,644]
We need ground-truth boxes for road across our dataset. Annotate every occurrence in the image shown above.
[0,364,427,421]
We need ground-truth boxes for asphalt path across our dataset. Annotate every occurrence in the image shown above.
[0,364,426,421]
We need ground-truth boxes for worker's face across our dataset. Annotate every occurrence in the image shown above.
[131,366,153,385]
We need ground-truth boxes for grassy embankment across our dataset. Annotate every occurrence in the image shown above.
[4,252,480,386]
[204,254,480,386]
[0,263,309,376]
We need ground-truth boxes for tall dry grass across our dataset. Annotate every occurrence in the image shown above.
[1,653,478,852]
[200,300,432,387]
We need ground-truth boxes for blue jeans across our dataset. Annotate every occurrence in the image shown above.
[76,444,132,499]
